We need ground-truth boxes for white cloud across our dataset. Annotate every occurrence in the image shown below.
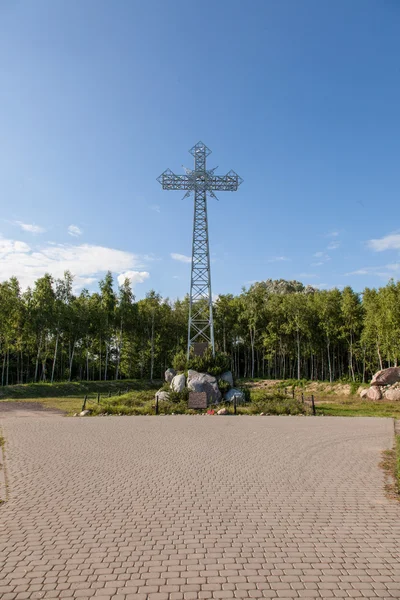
[171,252,192,264]
[312,252,330,265]
[345,264,400,278]
[68,225,83,237]
[15,221,46,234]
[327,241,340,250]
[117,270,150,288]
[150,205,161,213]
[267,256,290,263]
[0,236,148,290]
[368,232,400,252]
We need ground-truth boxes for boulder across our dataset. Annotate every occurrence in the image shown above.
[156,389,170,402]
[224,388,246,403]
[384,388,400,401]
[165,368,176,383]
[217,408,228,415]
[359,388,368,399]
[220,371,234,387]
[171,373,186,393]
[79,409,91,416]
[187,371,221,404]
[371,367,400,387]
[366,386,382,401]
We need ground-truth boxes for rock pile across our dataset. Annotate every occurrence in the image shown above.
[360,367,400,400]
[157,367,247,407]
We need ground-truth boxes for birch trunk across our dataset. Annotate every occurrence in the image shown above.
[51,332,59,384]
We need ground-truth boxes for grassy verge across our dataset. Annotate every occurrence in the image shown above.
[316,399,400,419]
[0,379,161,400]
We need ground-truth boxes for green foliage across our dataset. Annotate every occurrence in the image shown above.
[238,386,251,403]
[168,387,189,404]
[240,395,307,416]
[172,349,230,377]
[3,272,400,386]
[172,350,187,372]
[217,379,231,395]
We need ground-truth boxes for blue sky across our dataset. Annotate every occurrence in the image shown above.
[1,0,400,298]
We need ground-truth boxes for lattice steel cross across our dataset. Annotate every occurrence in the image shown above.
[157,141,243,358]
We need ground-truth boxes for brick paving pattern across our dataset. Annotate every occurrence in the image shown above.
[0,415,399,600]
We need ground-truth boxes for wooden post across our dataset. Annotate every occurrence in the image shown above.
[301,392,304,403]
[234,395,237,415]
[155,394,159,415]
[118,389,121,396]
[108,390,111,398]
[311,395,316,416]
[292,389,295,399]
[97,392,100,404]
[81,395,87,411]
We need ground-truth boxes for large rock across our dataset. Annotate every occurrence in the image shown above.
[220,371,234,387]
[384,388,400,401]
[187,371,221,404]
[217,408,228,415]
[156,389,170,402]
[371,367,400,386]
[359,388,368,399]
[366,386,382,401]
[171,373,186,393]
[224,388,246,403]
[165,368,176,383]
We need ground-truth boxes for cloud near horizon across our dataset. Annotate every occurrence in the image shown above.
[368,232,400,252]
[117,270,150,288]
[171,252,192,264]
[0,236,149,291]
[15,221,46,234]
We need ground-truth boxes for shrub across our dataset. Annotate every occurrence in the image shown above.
[217,379,231,395]
[172,348,230,377]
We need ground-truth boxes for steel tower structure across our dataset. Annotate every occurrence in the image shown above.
[157,142,242,358]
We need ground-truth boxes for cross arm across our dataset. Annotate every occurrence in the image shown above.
[208,170,243,192]
[157,169,191,190]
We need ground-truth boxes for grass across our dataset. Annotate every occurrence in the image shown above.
[316,398,400,419]
[0,379,160,400]
[0,379,161,415]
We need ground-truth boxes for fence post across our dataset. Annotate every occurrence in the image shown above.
[108,390,111,398]
[292,389,295,399]
[97,392,100,404]
[155,394,159,415]
[311,395,316,416]
[82,395,87,411]
[118,389,121,396]
[234,395,237,415]
[301,392,304,404]
[284,387,287,396]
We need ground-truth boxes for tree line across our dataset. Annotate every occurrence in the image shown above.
[0,273,398,385]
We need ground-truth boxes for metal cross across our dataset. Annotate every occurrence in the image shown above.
[157,141,243,358]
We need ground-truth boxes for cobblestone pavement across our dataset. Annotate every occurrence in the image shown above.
[0,416,399,600]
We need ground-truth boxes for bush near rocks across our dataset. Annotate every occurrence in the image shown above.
[172,349,230,377]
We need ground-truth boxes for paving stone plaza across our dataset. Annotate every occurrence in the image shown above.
[0,415,399,599]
